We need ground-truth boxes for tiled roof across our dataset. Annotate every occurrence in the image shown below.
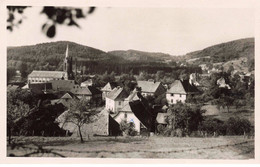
[106,87,129,101]
[167,80,199,94]
[167,80,186,94]
[28,70,68,79]
[137,81,162,93]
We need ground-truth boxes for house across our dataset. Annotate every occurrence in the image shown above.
[71,86,102,102]
[80,79,93,87]
[166,80,199,105]
[28,82,52,94]
[51,92,79,108]
[113,91,143,133]
[105,87,129,114]
[136,80,166,97]
[50,80,79,92]
[113,102,142,133]
[101,82,118,100]
[56,109,121,137]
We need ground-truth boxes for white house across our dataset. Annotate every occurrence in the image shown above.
[166,80,199,105]
[113,102,142,133]
[105,87,129,114]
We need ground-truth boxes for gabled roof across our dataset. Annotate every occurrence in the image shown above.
[28,70,68,78]
[61,93,73,99]
[106,87,129,101]
[167,80,199,94]
[87,86,102,95]
[137,81,162,93]
[167,80,186,94]
[101,82,118,91]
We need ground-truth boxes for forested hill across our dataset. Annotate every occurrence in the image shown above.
[7,38,255,75]
[7,41,125,72]
[183,38,254,64]
[108,50,175,62]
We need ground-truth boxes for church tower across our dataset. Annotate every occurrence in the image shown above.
[64,45,74,80]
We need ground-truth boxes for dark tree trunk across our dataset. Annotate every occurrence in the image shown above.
[78,126,84,143]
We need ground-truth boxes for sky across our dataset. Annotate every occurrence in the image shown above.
[7,7,254,55]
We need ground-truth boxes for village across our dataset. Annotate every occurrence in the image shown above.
[7,45,255,142]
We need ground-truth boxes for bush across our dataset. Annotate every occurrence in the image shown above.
[120,119,138,136]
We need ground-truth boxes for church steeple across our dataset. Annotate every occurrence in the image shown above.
[63,44,74,80]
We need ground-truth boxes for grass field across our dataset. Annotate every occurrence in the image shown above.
[7,136,254,159]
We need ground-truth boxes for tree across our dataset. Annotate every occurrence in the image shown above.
[119,119,138,136]
[166,102,204,136]
[7,100,30,144]
[7,67,16,83]
[64,98,99,143]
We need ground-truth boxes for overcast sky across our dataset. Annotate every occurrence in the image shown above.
[7,7,254,55]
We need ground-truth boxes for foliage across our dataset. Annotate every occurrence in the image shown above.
[7,6,96,38]
[165,102,205,136]
[7,99,30,144]
[119,119,138,136]
[7,67,16,82]
[199,116,252,136]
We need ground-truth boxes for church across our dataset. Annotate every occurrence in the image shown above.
[27,45,74,83]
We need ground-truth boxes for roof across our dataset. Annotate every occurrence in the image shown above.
[61,93,73,99]
[101,82,118,91]
[7,85,19,91]
[137,81,162,93]
[50,80,76,91]
[106,87,129,101]
[28,83,52,94]
[28,70,68,79]
[167,80,186,94]
[121,103,132,112]
[181,80,200,93]
[125,91,139,101]
[71,86,102,96]
[156,113,170,124]
[168,80,199,94]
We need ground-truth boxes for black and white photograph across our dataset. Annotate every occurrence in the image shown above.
[2,0,258,162]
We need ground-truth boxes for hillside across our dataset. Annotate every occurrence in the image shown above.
[7,41,125,72]
[108,50,175,62]
[7,38,255,75]
[183,38,254,71]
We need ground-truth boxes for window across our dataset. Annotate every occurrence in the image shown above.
[124,113,127,119]
[119,101,121,105]
[171,93,174,96]
[180,94,182,97]
[171,99,173,103]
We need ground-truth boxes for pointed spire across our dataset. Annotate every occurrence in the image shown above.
[65,44,69,58]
